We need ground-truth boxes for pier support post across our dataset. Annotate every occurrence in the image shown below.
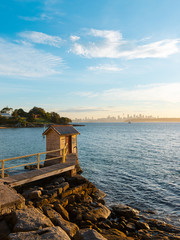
[1,161,4,178]
[62,148,65,163]
[37,154,40,170]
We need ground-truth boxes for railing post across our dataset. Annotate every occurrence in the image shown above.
[37,154,40,170]
[1,160,4,178]
[62,147,65,163]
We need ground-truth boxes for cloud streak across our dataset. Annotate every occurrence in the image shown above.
[88,64,123,72]
[60,107,108,113]
[71,29,180,59]
[76,83,180,104]
[0,38,63,78]
[19,31,63,47]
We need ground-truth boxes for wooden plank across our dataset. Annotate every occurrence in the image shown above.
[8,165,75,187]
[3,154,76,187]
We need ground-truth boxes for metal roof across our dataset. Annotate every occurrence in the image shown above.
[43,125,80,136]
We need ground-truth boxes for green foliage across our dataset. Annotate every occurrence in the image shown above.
[0,106,13,114]
[29,107,46,118]
[50,112,61,123]
[16,108,27,117]
[0,106,72,126]
[59,117,72,125]
[27,113,35,122]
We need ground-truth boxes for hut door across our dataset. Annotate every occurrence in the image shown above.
[66,136,72,153]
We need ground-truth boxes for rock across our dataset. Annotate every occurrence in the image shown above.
[84,203,111,222]
[13,207,54,232]
[0,220,11,239]
[97,199,105,205]
[75,228,107,240]
[59,182,69,192]
[112,204,139,219]
[98,221,111,229]
[29,190,42,200]
[66,175,88,187]
[8,226,71,240]
[61,189,73,198]
[135,221,150,230]
[101,228,132,240]
[147,218,180,233]
[54,187,63,195]
[43,206,79,238]
[126,222,136,232]
[83,195,93,204]
[55,177,65,184]
[94,189,107,200]
[54,203,69,221]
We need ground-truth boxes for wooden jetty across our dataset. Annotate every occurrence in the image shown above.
[0,149,77,215]
[0,124,80,215]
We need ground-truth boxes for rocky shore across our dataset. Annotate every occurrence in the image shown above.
[0,173,180,240]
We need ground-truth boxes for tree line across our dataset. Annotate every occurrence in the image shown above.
[0,106,72,126]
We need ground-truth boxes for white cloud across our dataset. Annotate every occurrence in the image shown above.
[19,13,51,22]
[103,83,180,103]
[88,64,123,72]
[60,107,108,112]
[89,29,122,43]
[71,29,180,59]
[0,38,63,78]
[70,35,80,42]
[19,31,63,48]
[76,83,180,104]
[75,91,98,98]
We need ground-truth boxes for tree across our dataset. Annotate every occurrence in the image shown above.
[1,106,13,114]
[50,112,61,123]
[27,113,35,122]
[60,117,72,125]
[12,110,19,120]
[17,108,27,117]
[29,107,46,118]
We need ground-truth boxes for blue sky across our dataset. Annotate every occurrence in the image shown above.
[1,0,180,118]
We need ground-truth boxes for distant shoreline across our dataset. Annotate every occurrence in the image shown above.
[74,118,180,123]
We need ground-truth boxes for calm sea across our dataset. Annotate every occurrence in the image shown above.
[0,123,180,226]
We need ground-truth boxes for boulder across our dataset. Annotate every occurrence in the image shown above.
[13,207,54,232]
[54,203,69,221]
[54,177,65,184]
[84,203,111,222]
[8,226,71,240]
[94,189,107,200]
[59,182,69,192]
[0,220,11,239]
[75,228,107,240]
[112,204,139,219]
[146,218,180,233]
[135,221,150,230]
[101,228,133,240]
[29,190,42,200]
[43,206,79,238]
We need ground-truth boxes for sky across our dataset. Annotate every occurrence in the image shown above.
[1,0,180,119]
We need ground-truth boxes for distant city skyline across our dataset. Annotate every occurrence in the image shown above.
[1,1,180,118]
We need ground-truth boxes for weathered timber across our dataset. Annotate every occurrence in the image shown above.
[2,154,76,188]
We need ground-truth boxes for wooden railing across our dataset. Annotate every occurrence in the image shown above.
[0,144,68,178]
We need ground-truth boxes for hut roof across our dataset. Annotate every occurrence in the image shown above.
[42,125,80,136]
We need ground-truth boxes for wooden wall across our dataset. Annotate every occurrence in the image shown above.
[60,136,66,150]
[72,135,77,153]
[46,129,60,154]
[46,130,78,155]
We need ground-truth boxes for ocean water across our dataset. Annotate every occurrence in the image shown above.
[0,123,180,226]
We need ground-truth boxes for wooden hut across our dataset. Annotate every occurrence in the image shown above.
[42,125,80,166]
